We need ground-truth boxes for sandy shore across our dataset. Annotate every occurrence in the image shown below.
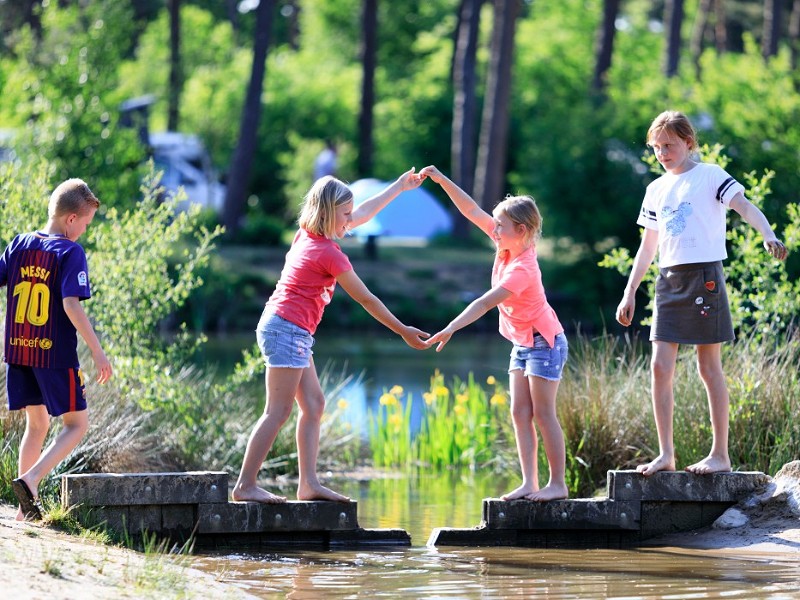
[0,504,249,599]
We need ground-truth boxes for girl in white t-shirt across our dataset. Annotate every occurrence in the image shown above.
[616,110,788,477]
[420,165,568,502]
[232,171,429,505]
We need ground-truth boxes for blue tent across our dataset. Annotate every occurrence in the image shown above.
[348,178,452,239]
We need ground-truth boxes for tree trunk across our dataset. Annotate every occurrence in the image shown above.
[714,0,727,54]
[357,0,377,178]
[226,0,240,42]
[664,0,685,78]
[167,0,182,132]
[591,0,621,96]
[451,0,483,239]
[762,0,783,60]
[690,0,713,78]
[790,0,800,88]
[474,0,520,212]
[223,0,274,235]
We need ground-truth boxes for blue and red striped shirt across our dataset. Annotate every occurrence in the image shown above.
[0,232,91,368]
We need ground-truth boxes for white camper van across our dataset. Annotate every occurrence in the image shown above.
[119,96,225,213]
[149,131,226,213]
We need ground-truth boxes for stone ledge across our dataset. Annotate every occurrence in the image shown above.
[62,472,228,507]
[427,525,640,549]
[608,470,770,502]
[483,498,640,531]
[196,501,359,534]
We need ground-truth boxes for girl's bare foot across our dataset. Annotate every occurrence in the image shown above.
[685,455,731,475]
[231,484,287,504]
[297,482,350,502]
[526,483,568,502]
[636,454,676,477]
[501,483,537,501]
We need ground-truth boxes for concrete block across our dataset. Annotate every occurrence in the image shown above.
[427,526,520,547]
[161,505,197,539]
[79,506,129,534]
[328,528,411,547]
[196,501,359,534]
[482,498,640,530]
[608,470,769,502]
[62,471,228,507]
[128,505,163,534]
[640,501,711,539]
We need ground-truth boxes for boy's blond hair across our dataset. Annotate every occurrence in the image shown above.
[493,194,542,248]
[647,110,698,152]
[49,178,100,219]
[298,176,353,239]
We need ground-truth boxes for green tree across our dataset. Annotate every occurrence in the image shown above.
[0,1,144,206]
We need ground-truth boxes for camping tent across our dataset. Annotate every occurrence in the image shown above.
[348,178,452,239]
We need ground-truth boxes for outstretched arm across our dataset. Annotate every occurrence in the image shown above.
[419,165,495,238]
[63,297,113,383]
[350,168,424,229]
[730,193,788,261]
[426,286,512,352]
[336,268,430,349]
[616,227,659,327]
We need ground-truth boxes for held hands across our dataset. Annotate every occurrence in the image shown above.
[396,167,425,192]
[400,325,431,350]
[764,238,789,261]
[418,165,444,185]
[424,327,454,352]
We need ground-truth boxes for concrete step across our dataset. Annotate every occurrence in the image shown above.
[429,470,773,549]
[197,501,358,534]
[62,471,228,507]
[60,471,410,549]
[483,498,640,530]
[607,470,770,502]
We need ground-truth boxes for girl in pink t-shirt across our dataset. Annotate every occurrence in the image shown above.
[232,171,429,505]
[420,165,568,502]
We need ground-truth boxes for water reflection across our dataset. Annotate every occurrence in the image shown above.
[193,473,800,598]
[199,546,800,599]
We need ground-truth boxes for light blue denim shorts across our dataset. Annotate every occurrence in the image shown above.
[508,332,568,381]
[256,309,315,369]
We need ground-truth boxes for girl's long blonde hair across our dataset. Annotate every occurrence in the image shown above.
[298,176,353,239]
[493,195,542,256]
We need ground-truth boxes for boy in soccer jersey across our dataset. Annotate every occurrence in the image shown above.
[0,178,112,520]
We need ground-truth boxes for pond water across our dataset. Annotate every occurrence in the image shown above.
[191,471,800,598]
[200,331,512,435]
[192,334,800,598]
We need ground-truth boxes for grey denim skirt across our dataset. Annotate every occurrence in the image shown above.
[651,261,734,344]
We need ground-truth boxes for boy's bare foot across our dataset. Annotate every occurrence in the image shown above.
[526,483,568,502]
[635,454,676,477]
[231,485,287,504]
[501,483,537,501]
[297,482,350,502]
[685,455,731,475]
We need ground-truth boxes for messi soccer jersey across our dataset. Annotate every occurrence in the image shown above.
[0,232,91,368]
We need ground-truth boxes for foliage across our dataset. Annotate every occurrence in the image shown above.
[369,372,514,471]
[0,1,145,207]
[415,371,512,471]
[369,385,414,468]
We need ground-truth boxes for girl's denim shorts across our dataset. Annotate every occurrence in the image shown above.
[508,332,568,381]
[256,309,315,369]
